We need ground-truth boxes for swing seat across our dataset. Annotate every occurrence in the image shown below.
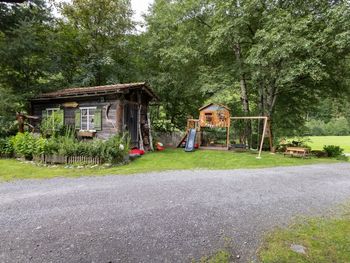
[231,144,248,151]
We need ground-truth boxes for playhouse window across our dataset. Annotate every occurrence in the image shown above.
[205,113,213,122]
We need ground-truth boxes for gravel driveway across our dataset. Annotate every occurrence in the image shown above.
[1,163,350,263]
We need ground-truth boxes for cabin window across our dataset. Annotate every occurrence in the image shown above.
[80,107,96,131]
[46,108,59,116]
[42,108,63,130]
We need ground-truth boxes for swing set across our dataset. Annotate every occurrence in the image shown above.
[178,103,273,158]
[230,116,273,158]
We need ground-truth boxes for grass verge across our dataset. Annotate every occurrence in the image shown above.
[196,250,231,263]
[306,136,350,153]
[259,206,350,263]
[0,148,342,182]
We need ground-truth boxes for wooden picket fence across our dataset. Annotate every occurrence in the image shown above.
[67,156,102,165]
[37,155,102,165]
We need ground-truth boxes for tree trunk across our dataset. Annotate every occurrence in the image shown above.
[234,43,250,115]
[234,43,251,147]
[258,81,265,116]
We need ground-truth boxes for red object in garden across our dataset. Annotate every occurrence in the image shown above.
[129,149,145,155]
[156,142,165,151]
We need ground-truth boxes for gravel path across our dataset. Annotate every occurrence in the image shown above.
[1,163,350,263]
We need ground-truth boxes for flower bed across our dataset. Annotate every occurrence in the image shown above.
[0,132,129,166]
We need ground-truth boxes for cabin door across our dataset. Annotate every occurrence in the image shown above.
[124,103,139,147]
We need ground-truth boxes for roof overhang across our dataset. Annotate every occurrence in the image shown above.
[31,82,160,102]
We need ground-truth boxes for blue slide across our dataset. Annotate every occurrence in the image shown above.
[185,128,197,152]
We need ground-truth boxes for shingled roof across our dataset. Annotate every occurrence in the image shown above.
[32,82,159,101]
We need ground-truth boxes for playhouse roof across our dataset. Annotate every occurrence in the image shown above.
[198,103,230,112]
[32,82,159,101]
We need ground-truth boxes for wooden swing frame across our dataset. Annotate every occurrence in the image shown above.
[230,116,273,159]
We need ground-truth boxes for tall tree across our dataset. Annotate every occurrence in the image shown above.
[144,0,350,136]
[58,0,134,86]
[0,0,53,135]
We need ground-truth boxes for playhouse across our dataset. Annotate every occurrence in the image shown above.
[178,103,273,158]
[178,103,231,150]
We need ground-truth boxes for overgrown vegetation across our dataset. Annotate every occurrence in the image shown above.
[259,207,350,263]
[0,131,129,164]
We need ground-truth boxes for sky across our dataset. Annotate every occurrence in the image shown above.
[131,0,154,23]
[54,0,154,31]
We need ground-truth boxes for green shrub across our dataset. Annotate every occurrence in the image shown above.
[44,137,60,155]
[12,132,37,160]
[103,134,129,163]
[0,137,14,157]
[40,133,129,164]
[34,137,48,156]
[323,145,344,158]
[9,131,129,165]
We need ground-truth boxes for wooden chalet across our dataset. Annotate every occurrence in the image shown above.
[30,82,159,149]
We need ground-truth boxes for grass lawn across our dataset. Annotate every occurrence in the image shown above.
[0,148,342,182]
[306,136,350,153]
[259,206,350,263]
[196,250,231,263]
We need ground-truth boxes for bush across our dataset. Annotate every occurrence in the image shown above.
[323,145,344,158]
[12,132,37,160]
[41,133,129,164]
[8,132,129,165]
[0,137,14,157]
[34,137,48,156]
[103,134,129,163]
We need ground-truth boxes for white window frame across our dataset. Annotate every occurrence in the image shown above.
[45,108,59,127]
[80,107,97,132]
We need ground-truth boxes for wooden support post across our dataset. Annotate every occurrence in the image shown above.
[147,112,154,151]
[138,104,144,151]
[267,118,274,152]
[116,99,124,133]
[257,117,268,159]
[137,91,144,151]
[226,119,230,149]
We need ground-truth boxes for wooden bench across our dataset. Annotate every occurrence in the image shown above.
[284,147,310,158]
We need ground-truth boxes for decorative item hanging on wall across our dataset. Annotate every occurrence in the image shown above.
[62,102,79,108]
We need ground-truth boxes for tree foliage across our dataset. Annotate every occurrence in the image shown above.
[143,0,350,134]
[0,0,349,137]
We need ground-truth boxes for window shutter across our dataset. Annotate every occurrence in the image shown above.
[94,108,102,131]
[42,110,47,120]
[57,109,64,126]
[75,109,81,130]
